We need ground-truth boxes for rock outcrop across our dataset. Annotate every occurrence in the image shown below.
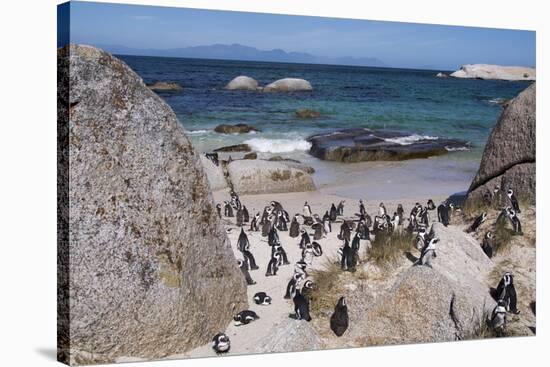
[295,108,321,118]
[225,75,260,91]
[214,143,252,152]
[227,159,316,195]
[58,44,247,364]
[351,223,494,344]
[307,128,470,163]
[214,123,261,134]
[467,83,535,204]
[146,81,183,92]
[255,319,324,353]
[263,78,313,92]
[435,72,448,78]
[450,64,535,81]
[200,155,229,191]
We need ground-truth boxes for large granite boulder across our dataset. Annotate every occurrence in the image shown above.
[199,155,228,191]
[225,75,260,90]
[450,64,536,81]
[58,44,247,364]
[227,159,316,195]
[353,223,494,344]
[307,128,470,162]
[255,319,324,353]
[467,83,536,204]
[263,78,313,92]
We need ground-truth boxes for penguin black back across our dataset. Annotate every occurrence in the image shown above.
[330,296,349,337]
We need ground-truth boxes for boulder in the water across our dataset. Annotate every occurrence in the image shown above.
[214,124,261,134]
[295,108,321,119]
[307,128,470,163]
[263,78,313,92]
[225,75,260,91]
[214,143,252,152]
[146,81,183,92]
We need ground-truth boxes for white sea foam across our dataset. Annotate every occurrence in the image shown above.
[187,129,211,135]
[383,134,439,145]
[445,146,470,152]
[244,138,312,153]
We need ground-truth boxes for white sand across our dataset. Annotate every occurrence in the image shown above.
[171,189,447,359]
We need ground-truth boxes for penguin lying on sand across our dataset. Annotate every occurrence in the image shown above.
[253,292,272,305]
[212,333,230,354]
[233,310,259,326]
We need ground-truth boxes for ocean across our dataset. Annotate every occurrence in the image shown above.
[119,55,532,199]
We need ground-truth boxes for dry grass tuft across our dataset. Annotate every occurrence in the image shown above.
[488,259,514,285]
[367,231,415,268]
[493,222,515,255]
[309,256,345,315]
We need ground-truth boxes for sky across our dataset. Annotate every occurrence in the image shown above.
[61,1,536,70]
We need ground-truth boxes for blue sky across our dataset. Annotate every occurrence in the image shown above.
[61,1,536,70]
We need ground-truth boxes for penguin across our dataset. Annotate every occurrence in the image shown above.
[249,212,260,232]
[493,186,503,205]
[427,199,436,211]
[391,212,401,231]
[299,229,311,249]
[211,333,230,354]
[396,204,404,225]
[266,252,281,276]
[272,243,290,265]
[437,202,450,227]
[302,243,314,265]
[261,216,272,237]
[490,300,508,334]
[260,207,270,225]
[507,189,521,213]
[356,219,370,240]
[466,212,487,233]
[379,202,387,217]
[293,289,312,321]
[303,201,312,218]
[322,210,331,223]
[215,203,222,218]
[238,259,256,285]
[340,239,356,271]
[224,201,234,217]
[329,203,338,222]
[285,272,305,299]
[323,216,332,234]
[300,279,316,300]
[330,296,349,337]
[205,152,219,167]
[242,206,250,222]
[359,199,367,217]
[237,228,259,270]
[312,222,324,240]
[415,227,428,251]
[507,208,523,235]
[481,231,494,259]
[338,221,351,242]
[230,191,242,210]
[236,207,244,227]
[288,214,300,238]
[351,232,361,265]
[233,310,259,326]
[419,237,439,267]
[496,272,520,314]
[337,200,345,216]
[312,241,323,257]
[270,200,284,212]
[276,210,288,231]
[294,259,308,278]
[253,292,272,305]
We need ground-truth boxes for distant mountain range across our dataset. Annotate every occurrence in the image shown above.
[95,43,385,67]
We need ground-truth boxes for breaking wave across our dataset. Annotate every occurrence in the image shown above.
[383,134,439,145]
[244,138,312,153]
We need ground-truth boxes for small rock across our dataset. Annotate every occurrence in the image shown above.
[214,124,261,134]
[146,81,183,92]
[295,109,321,118]
[435,72,448,78]
[242,152,257,160]
[213,144,252,152]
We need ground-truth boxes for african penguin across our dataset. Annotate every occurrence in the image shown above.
[299,229,311,249]
[289,214,300,238]
[359,199,367,217]
[294,259,308,278]
[437,202,450,227]
[312,222,324,240]
[236,207,244,227]
[205,152,219,167]
[238,259,256,285]
[466,212,487,233]
[490,300,507,334]
[338,221,351,242]
[224,201,234,217]
[253,292,272,305]
[337,200,345,216]
[242,206,250,222]
[507,208,523,235]
[496,272,520,314]
[303,201,312,218]
[356,219,370,240]
[284,272,305,299]
[293,289,312,322]
[507,189,521,213]
[330,296,349,337]
[396,204,404,225]
[340,239,356,271]
[302,243,314,265]
[419,237,439,267]
[427,199,436,211]
[266,252,282,276]
[329,203,338,222]
[215,203,222,218]
[311,241,323,257]
[211,333,230,354]
[481,231,494,259]
[249,212,260,232]
[379,202,387,217]
[233,310,259,326]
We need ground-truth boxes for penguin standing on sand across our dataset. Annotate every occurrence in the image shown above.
[507,208,523,235]
[379,202,387,217]
[303,201,312,219]
[299,229,311,249]
[261,215,272,237]
[340,239,355,271]
[233,310,259,326]
[356,219,370,240]
[323,216,332,234]
[338,221,351,242]
[312,222,324,240]
[481,231,494,258]
[249,212,260,232]
[496,272,520,314]
[268,227,280,246]
[419,237,439,267]
[337,200,345,216]
[289,214,300,238]
[329,203,338,222]
[253,292,272,305]
[294,259,308,278]
[437,202,451,227]
[230,191,242,210]
[276,210,288,231]
[237,228,259,270]
[312,241,323,257]
[427,199,436,211]
[216,203,222,218]
[238,259,256,285]
[396,204,404,225]
[490,300,508,334]
[466,212,487,233]
[224,201,234,217]
[260,207,270,225]
[212,333,230,354]
[272,242,290,265]
[293,289,312,321]
[359,199,366,217]
[507,189,521,213]
[266,251,282,277]
[236,207,244,227]
[302,243,314,265]
[330,297,349,337]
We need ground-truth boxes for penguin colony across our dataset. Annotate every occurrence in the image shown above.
[209,186,526,354]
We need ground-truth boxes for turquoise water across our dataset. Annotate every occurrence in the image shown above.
[119,55,532,198]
